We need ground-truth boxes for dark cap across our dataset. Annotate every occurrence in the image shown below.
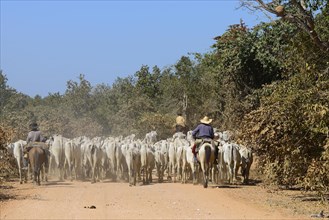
[30,122,38,129]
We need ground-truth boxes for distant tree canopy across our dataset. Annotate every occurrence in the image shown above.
[1,1,328,195]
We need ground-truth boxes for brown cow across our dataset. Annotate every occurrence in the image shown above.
[28,146,49,185]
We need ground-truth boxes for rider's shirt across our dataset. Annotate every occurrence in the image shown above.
[26,130,42,143]
[192,123,214,139]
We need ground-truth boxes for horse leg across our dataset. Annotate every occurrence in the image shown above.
[200,162,207,188]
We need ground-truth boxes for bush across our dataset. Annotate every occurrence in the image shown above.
[240,68,329,195]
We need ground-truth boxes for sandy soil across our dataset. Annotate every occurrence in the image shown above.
[1,175,326,220]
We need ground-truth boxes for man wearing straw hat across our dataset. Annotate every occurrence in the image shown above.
[191,116,215,162]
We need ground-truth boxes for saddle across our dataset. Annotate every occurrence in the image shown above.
[24,142,49,155]
[195,138,213,154]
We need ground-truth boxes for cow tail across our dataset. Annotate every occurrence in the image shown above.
[231,144,234,165]
[246,150,252,164]
[91,145,96,154]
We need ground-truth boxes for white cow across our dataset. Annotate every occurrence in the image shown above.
[83,137,105,183]
[7,140,27,184]
[154,140,169,183]
[139,141,151,184]
[184,142,200,185]
[49,135,65,181]
[104,137,118,180]
[174,137,185,182]
[217,141,227,183]
[168,140,177,182]
[221,142,241,184]
[63,139,78,181]
[125,141,141,186]
[144,131,157,144]
[146,145,155,184]
[81,139,94,182]
[116,141,128,181]
[178,138,193,184]
[70,136,84,180]
[239,145,253,184]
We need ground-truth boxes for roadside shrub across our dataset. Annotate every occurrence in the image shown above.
[240,68,329,195]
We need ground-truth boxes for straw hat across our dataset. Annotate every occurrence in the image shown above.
[200,116,212,124]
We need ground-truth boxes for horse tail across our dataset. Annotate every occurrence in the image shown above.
[30,148,40,179]
[35,149,41,174]
[205,145,211,163]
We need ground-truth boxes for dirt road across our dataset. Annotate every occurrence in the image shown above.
[0,178,309,220]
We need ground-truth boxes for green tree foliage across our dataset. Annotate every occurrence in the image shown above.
[65,74,93,117]
[211,21,285,129]
[134,65,162,100]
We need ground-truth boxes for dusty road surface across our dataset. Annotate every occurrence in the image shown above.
[0,178,311,220]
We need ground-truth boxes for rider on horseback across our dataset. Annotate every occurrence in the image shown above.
[173,112,187,134]
[23,122,47,169]
[191,116,215,162]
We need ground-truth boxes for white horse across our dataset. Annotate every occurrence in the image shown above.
[197,139,216,188]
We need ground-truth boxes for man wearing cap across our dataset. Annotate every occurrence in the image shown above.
[23,122,45,169]
[191,116,215,162]
[26,122,43,143]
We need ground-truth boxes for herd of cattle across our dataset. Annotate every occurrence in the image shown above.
[6,130,253,188]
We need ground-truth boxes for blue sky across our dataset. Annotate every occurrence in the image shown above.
[1,0,268,97]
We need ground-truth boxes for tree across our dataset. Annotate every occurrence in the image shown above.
[65,74,93,117]
[241,0,329,51]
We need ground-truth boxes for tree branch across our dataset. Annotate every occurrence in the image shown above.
[255,0,329,51]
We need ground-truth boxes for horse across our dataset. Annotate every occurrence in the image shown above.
[197,139,216,188]
[28,146,49,185]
